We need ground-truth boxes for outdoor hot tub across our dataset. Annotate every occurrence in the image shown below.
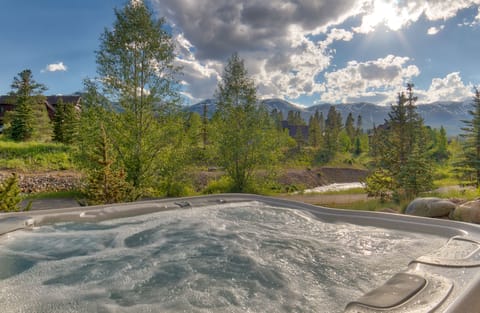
[1,194,480,312]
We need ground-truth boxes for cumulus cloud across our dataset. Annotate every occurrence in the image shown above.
[148,0,480,103]
[356,0,480,34]
[320,55,420,104]
[152,0,362,60]
[419,72,473,103]
[151,0,364,101]
[42,62,67,73]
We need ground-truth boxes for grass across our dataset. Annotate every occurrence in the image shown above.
[322,198,409,213]
[422,188,480,201]
[0,138,76,171]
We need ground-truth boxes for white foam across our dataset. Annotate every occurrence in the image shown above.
[0,204,446,313]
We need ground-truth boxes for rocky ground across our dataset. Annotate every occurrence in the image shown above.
[0,170,83,194]
[1,167,369,210]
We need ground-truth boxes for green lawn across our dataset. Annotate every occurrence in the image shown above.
[0,138,76,171]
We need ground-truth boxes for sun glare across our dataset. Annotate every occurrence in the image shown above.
[363,0,407,32]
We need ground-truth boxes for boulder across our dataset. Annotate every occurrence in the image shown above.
[405,197,456,218]
[452,200,480,224]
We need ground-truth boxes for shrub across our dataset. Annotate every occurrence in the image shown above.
[0,173,31,212]
[203,176,235,194]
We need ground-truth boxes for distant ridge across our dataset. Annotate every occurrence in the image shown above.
[186,98,471,135]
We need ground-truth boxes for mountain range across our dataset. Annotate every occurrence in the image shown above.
[186,98,473,136]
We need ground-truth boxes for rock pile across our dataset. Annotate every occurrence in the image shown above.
[0,171,82,194]
[406,197,480,224]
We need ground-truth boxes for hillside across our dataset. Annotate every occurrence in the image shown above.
[186,98,471,135]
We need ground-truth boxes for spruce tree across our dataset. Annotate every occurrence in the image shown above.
[52,98,79,144]
[459,88,480,187]
[356,114,363,135]
[52,98,66,143]
[308,110,323,148]
[84,123,135,205]
[367,84,433,200]
[324,106,342,156]
[6,69,49,141]
[345,112,355,142]
[0,174,31,212]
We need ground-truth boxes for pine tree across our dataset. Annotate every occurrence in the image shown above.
[324,106,342,155]
[367,84,433,200]
[52,98,66,143]
[53,98,80,144]
[459,88,480,187]
[308,110,323,148]
[270,109,284,131]
[345,112,355,142]
[84,123,135,205]
[62,101,80,144]
[430,126,449,162]
[356,114,363,135]
[0,173,31,212]
[6,69,50,141]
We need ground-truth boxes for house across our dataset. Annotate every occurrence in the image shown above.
[0,95,81,127]
[280,120,309,141]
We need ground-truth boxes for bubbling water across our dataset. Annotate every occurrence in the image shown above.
[0,202,446,313]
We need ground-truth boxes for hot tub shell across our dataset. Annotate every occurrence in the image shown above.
[1,194,480,313]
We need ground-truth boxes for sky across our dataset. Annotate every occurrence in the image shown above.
[2,0,480,106]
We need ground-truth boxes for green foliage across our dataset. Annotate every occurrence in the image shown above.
[458,88,480,187]
[91,1,186,195]
[5,69,50,142]
[324,106,342,155]
[0,173,31,212]
[287,110,305,126]
[326,198,409,213]
[314,148,335,165]
[364,169,393,202]
[338,130,352,153]
[83,123,136,205]
[428,126,449,162]
[52,98,80,144]
[203,176,235,194]
[214,53,284,192]
[366,84,433,200]
[344,112,355,142]
[0,139,74,171]
[308,110,323,148]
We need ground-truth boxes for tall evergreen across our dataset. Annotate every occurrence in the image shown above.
[84,123,135,205]
[324,106,342,155]
[6,69,50,141]
[52,98,79,144]
[345,112,355,142]
[459,88,480,187]
[0,174,31,212]
[366,84,433,200]
[356,114,363,135]
[287,110,305,126]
